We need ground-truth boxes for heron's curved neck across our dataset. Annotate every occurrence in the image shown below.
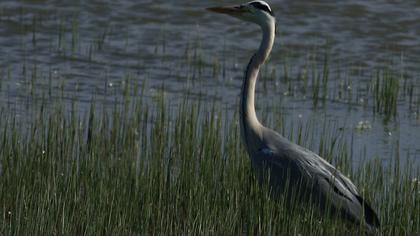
[241,20,275,152]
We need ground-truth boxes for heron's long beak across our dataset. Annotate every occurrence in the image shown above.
[206,5,247,16]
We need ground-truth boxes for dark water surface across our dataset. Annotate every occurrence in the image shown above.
[0,0,419,168]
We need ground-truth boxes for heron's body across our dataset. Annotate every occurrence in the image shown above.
[207,0,380,230]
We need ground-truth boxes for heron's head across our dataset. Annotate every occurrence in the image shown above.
[207,1,275,28]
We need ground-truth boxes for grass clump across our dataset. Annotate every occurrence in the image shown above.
[0,96,418,235]
[372,71,400,121]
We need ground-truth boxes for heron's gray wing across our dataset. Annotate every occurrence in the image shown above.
[259,128,380,228]
[251,145,316,204]
[296,148,380,228]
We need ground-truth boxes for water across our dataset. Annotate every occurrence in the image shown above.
[0,0,419,168]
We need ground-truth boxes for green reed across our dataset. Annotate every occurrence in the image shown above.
[372,70,400,121]
[0,94,418,235]
[0,11,418,235]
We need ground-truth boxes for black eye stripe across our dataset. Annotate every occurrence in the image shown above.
[250,2,274,16]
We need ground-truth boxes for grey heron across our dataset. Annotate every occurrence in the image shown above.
[207,0,380,230]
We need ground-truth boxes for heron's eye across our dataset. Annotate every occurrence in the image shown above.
[250,2,274,16]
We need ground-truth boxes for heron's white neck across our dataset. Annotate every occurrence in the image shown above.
[240,19,275,153]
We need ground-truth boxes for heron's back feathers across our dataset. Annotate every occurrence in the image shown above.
[250,127,380,229]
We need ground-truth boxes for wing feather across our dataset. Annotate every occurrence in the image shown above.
[255,128,380,228]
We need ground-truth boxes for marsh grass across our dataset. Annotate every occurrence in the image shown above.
[372,71,400,121]
[0,10,419,235]
[0,95,418,235]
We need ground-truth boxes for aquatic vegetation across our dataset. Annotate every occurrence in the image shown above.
[0,97,418,235]
[0,3,419,235]
[372,71,400,121]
